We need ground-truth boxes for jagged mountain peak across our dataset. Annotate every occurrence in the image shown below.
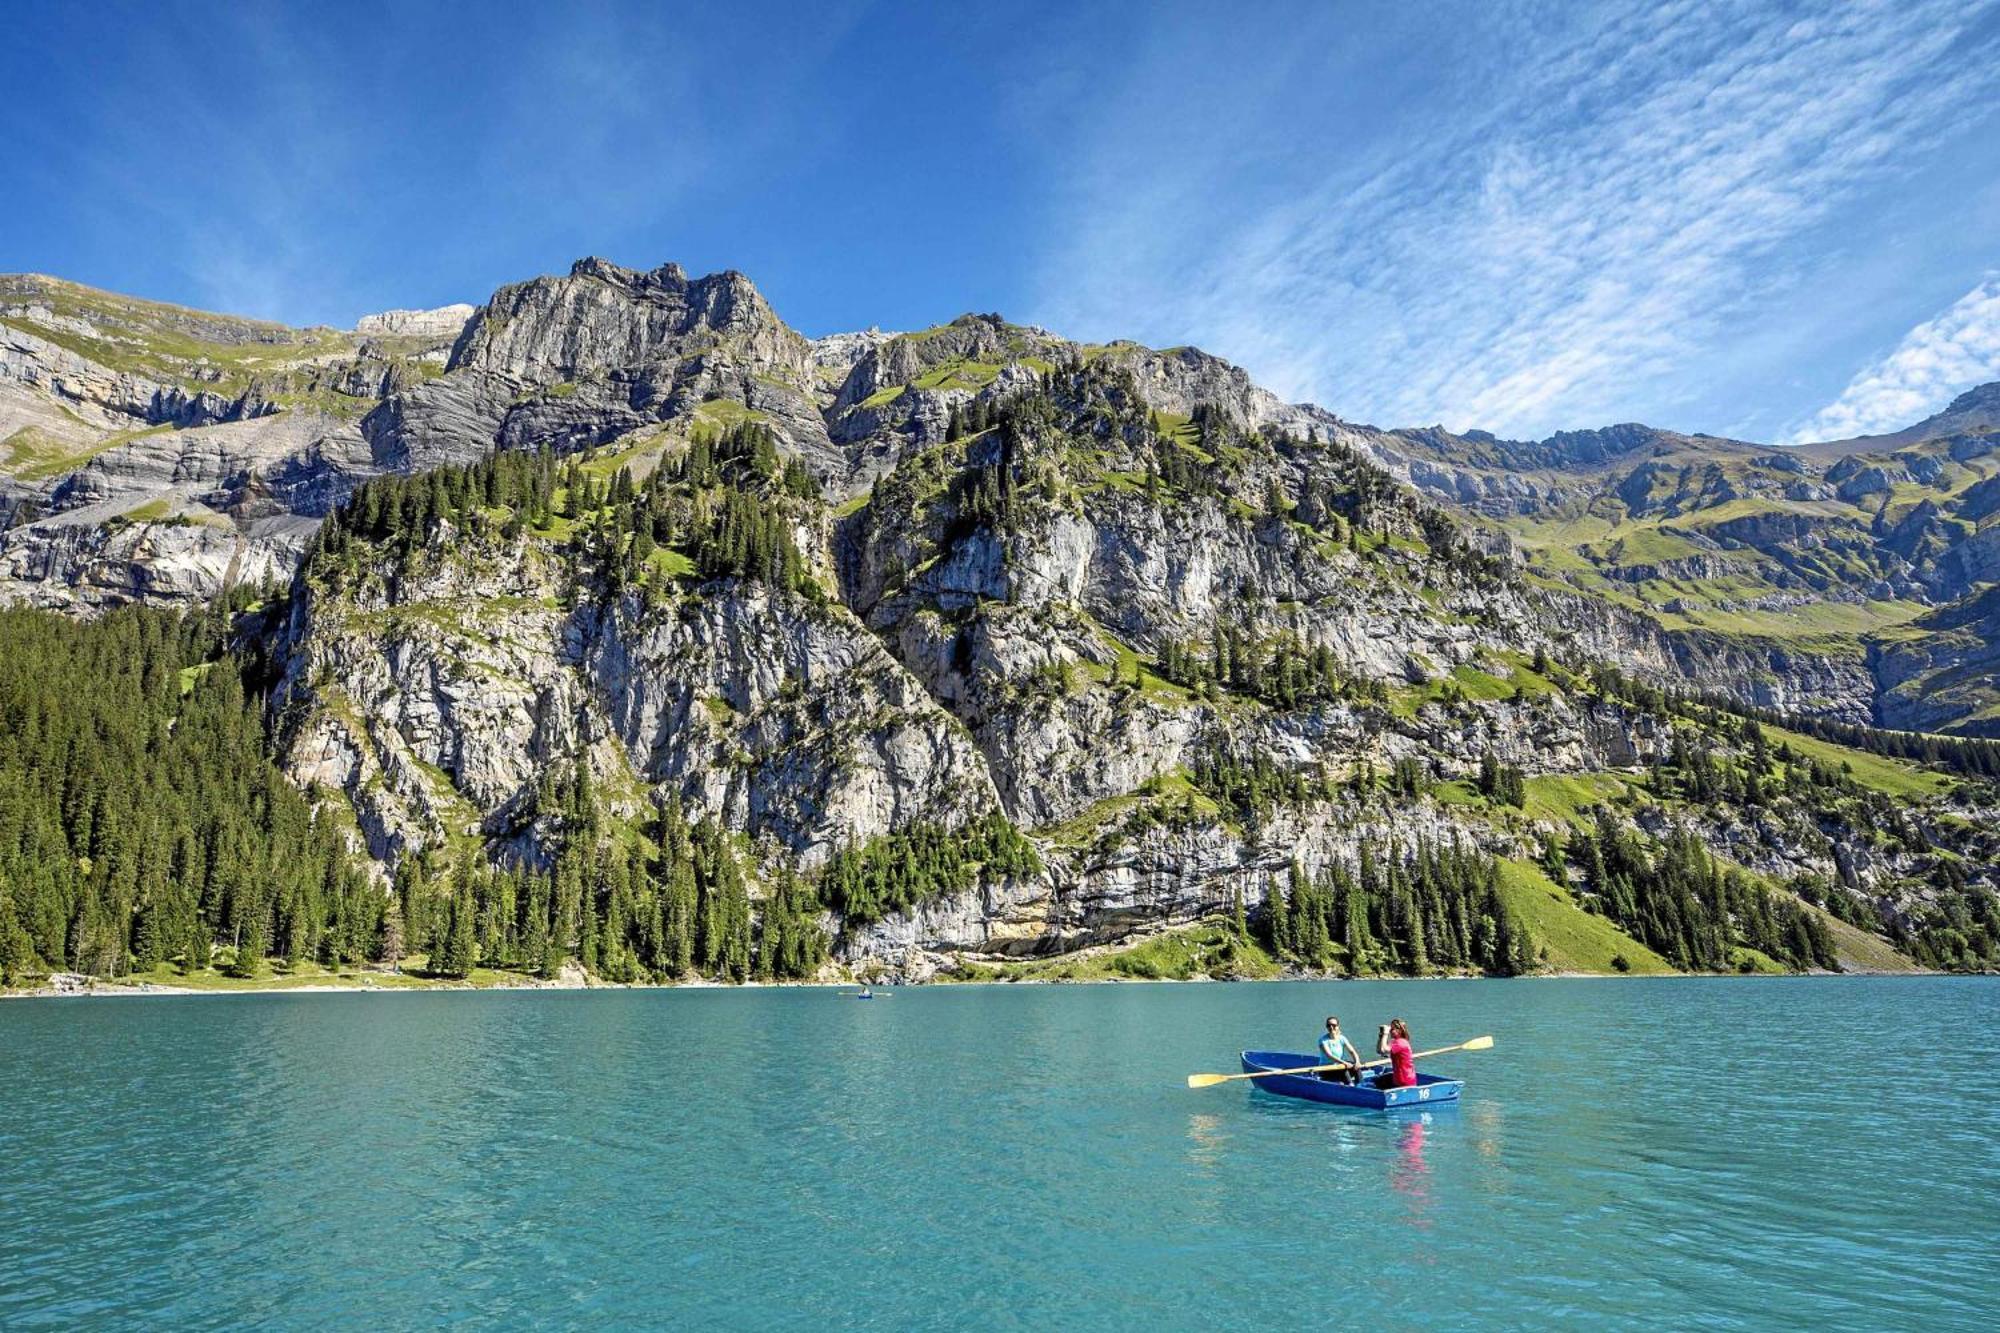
[1927,379,2000,434]
[561,255,758,299]
[8,257,2000,745]
[447,256,806,382]
[4,258,1996,988]
[1945,379,2000,409]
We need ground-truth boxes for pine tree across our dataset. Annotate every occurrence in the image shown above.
[232,907,265,978]
[378,897,405,972]
[434,882,476,978]
[183,915,209,976]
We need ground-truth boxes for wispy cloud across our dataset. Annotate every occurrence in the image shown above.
[1032,0,2000,439]
[16,3,871,327]
[1783,278,2000,442]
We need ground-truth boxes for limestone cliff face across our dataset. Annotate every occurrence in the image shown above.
[1,278,446,612]
[273,519,996,873]
[1,321,261,430]
[354,305,476,340]
[453,260,806,383]
[832,669,1978,979]
[362,258,843,485]
[1540,590,1877,724]
[840,386,1579,830]
[1874,585,2000,736]
[0,406,372,611]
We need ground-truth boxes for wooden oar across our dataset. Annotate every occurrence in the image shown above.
[1185,1035,1493,1089]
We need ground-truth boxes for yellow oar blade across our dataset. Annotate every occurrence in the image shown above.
[1187,1072,1235,1089]
[1461,1035,1494,1051]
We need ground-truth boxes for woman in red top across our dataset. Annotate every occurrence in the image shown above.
[1375,1018,1417,1089]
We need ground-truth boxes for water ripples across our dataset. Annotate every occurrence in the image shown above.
[1,978,1994,1329]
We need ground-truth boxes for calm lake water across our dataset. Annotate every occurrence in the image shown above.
[2,977,1995,1329]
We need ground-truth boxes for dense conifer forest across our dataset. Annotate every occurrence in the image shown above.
[1263,840,1539,977]
[0,601,837,986]
[306,421,817,605]
[820,814,1042,926]
[0,604,374,984]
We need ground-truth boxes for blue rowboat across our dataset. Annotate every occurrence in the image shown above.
[1239,1050,1463,1110]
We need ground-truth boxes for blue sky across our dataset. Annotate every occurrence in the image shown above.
[6,0,1999,443]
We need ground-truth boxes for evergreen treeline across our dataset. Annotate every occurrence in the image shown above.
[1643,719,1929,811]
[306,421,816,602]
[1728,698,2000,780]
[1567,813,1839,972]
[932,355,1451,557]
[819,813,1041,926]
[0,606,376,984]
[1190,743,1334,824]
[1476,752,1526,806]
[393,769,826,984]
[0,603,839,987]
[1893,879,2000,971]
[311,446,559,560]
[1789,871,2000,972]
[1263,840,1538,976]
[1155,625,1351,709]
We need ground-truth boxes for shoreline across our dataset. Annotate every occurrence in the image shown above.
[1,963,1957,1001]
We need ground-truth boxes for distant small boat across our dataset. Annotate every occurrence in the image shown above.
[851,989,880,999]
[1238,1050,1463,1110]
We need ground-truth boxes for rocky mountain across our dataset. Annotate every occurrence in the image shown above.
[354,304,477,341]
[2,259,1997,988]
[0,274,457,607]
[1799,381,2000,459]
[1370,397,2000,736]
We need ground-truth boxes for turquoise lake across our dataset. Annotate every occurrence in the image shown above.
[2,977,1994,1329]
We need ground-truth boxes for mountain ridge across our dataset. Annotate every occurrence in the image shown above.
[7,260,2000,733]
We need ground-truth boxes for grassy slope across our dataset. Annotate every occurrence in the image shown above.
[1495,859,1675,974]
[1519,771,1638,827]
[4,422,173,483]
[1492,442,2000,725]
[1501,487,1929,649]
[1806,904,1924,974]
[948,922,1281,982]
[1764,724,1952,799]
[0,277,351,396]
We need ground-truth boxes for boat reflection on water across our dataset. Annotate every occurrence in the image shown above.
[1390,1114,1436,1234]
[1393,1117,1429,1190]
